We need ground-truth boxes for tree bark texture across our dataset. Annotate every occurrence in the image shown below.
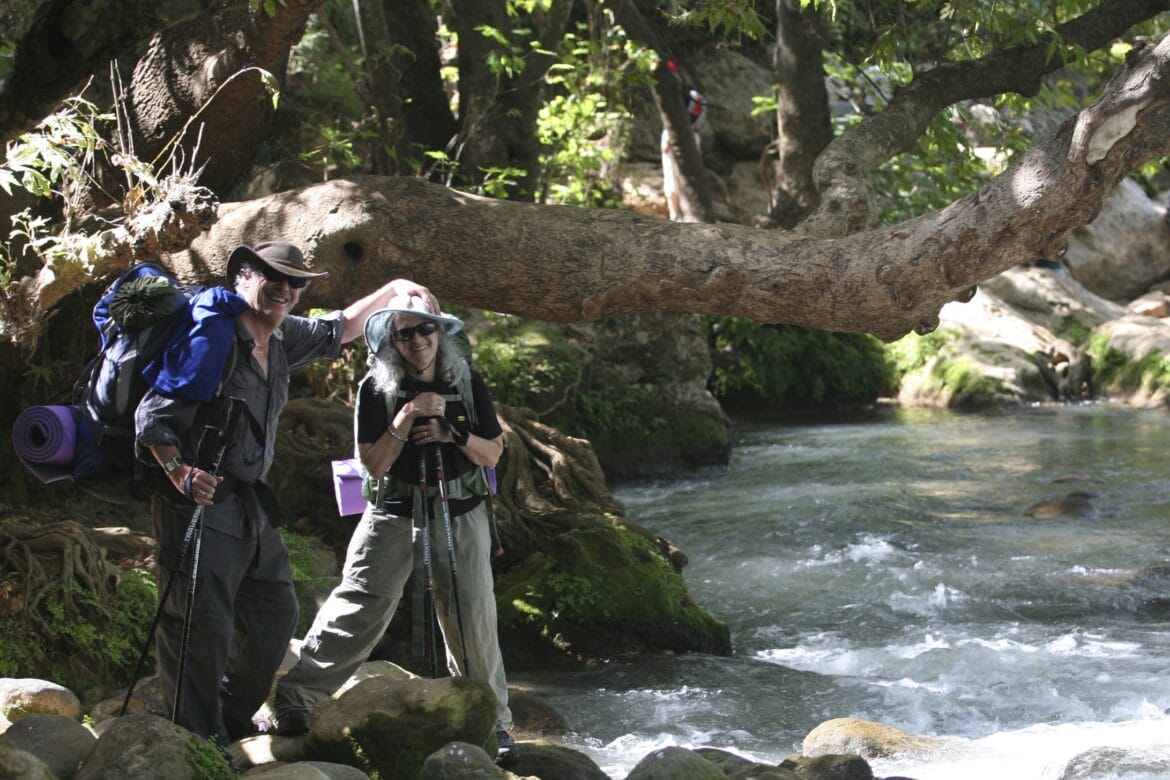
[766,0,834,229]
[387,0,459,161]
[163,34,1170,344]
[123,0,319,196]
[0,0,243,146]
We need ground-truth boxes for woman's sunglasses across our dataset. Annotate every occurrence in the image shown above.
[390,322,439,341]
[259,265,310,289]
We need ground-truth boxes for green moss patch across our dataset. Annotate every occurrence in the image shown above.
[496,524,730,660]
[0,568,157,698]
[1087,332,1170,397]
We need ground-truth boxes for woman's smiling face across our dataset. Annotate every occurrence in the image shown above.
[392,313,438,375]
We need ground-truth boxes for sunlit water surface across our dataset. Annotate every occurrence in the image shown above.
[512,405,1170,779]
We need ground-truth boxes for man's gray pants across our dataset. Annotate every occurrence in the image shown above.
[274,500,512,729]
[152,495,299,745]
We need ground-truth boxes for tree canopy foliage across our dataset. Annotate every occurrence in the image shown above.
[0,0,1168,350]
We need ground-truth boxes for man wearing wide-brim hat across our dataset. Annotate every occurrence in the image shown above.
[224,241,328,286]
[135,239,436,746]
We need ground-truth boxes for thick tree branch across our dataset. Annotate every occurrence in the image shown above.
[158,35,1170,344]
[1,178,218,345]
[801,0,1170,237]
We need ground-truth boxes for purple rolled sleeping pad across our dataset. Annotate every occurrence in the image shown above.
[11,405,78,483]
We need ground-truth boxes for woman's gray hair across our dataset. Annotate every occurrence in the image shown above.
[369,315,468,398]
[234,260,260,294]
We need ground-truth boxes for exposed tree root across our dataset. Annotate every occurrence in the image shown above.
[0,515,121,631]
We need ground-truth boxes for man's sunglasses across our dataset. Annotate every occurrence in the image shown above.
[259,265,310,289]
[390,322,439,342]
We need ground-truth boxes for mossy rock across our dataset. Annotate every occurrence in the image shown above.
[306,675,497,779]
[1086,323,1170,406]
[894,330,1043,408]
[495,523,731,665]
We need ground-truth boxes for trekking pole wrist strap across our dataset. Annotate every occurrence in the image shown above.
[181,467,196,500]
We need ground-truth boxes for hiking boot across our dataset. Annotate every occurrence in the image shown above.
[274,709,310,736]
[496,729,519,764]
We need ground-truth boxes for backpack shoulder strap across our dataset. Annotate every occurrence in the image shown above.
[456,360,477,428]
[214,337,266,461]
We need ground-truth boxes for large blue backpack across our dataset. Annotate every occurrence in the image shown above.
[71,262,236,502]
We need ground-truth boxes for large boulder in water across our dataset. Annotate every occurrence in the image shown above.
[495,523,732,667]
[1058,744,1170,779]
[504,741,609,780]
[625,746,727,780]
[803,717,949,760]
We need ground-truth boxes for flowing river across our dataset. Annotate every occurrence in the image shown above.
[513,404,1170,779]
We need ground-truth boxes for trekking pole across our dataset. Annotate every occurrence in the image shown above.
[173,399,241,722]
[439,418,503,560]
[120,501,201,716]
[432,443,471,677]
[417,447,439,679]
[120,399,241,717]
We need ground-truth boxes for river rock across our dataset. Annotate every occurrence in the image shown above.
[1058,744,1170,779]
[694,746,802,778]
[508,691,570,736]
[90,674,168,723]
[1090,314,1170,406]
[417,741,504,779]
[3,715,94,779]
[74,713,231,780]
[898,263,1147,408]
[0,736,55,780]
[1126,290,1169,318]
[229,730,310,770]
[305,675,498,779]
[1024,492,1097,518]
[781,753,875,780]
[244,761,371,779]
[802,718,944,760]
[625,746,726,780]
[506,740,609,780]
[332,659,417,697]
[1061,177,1170,302]
[0,678,81,722]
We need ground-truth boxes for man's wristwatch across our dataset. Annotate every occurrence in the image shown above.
[163,456,185,474]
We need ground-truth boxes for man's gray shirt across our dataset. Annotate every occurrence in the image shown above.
[135,310,344,535]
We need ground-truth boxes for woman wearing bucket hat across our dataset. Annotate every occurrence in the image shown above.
[273,292,519,763]
[135,240,436,746]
